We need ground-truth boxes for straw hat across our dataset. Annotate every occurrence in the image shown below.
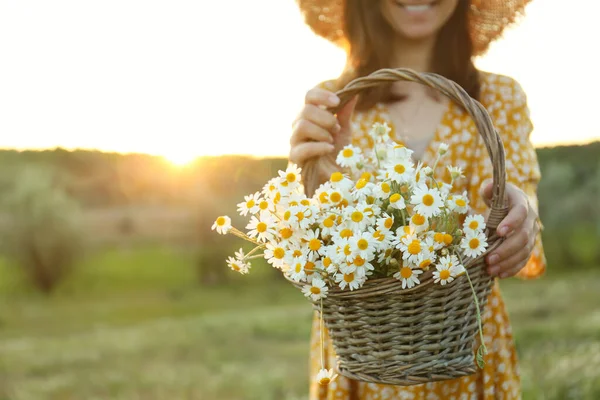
[296,0,532,55]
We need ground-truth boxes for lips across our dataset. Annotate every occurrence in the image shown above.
[394,1,439,12]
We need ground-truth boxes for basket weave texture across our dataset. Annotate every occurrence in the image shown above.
[294,68,509,386]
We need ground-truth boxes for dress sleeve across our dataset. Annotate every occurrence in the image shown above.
[469,74,547,279]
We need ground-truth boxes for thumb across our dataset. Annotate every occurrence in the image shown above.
[479,178,494,208]
[336,95,358,135]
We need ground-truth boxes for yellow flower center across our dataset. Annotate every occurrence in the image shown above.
[274,248,285,259]
[456,198,467,207]
[340,199,349,208]
[351,211,364,223]
[434,232,444,243]
[319,191,329,203]
[342,148,354,158]
[340,229,353,238]
[310,286,321,295]
[440,269,451,280]
[381,182,391,193]
[280,227,293,239]
[330,172,343,182]
[231,263,241,271]
[469,238,480,249]
[400,266,413,279]
[408,240,421,255]
[293,249,302,258]
[309,238,321,251]
[390,193,401,203]
[246,199,255,208]
[384,217,393,229]
[469,221,479,230]
[394,164,406,174]
[259,201,269,210]
[305,261,315,275]
[273,192,281,204]
[444,234,453,245]
[323,257,332,268]
[286,173,297,183]
[343,245,352,256]
[319,377,331,385]
[256,222,267,233]
[323,218,334,228]
[216,217,226,226]
[330,192,342,203]
[420,259,432,269]
[294,263,302,273]
[412,214,426,226]
[354,256,365,267]
[301,199,310,206]
[373,231,385,241]
[422,194,434,206]
[357,238,369,251]
[296,211,305,221]
[356,178,368,190]
[343,273,355,283]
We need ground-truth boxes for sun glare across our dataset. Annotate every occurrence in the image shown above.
[164,151,198,167]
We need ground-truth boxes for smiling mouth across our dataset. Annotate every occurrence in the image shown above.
[394,1,439,12]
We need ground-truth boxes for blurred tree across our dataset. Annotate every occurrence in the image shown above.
[1,166,85,294]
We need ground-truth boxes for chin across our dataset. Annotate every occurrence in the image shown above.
[381,0,458,41]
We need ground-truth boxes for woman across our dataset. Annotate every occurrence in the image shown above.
[289,0,546,398]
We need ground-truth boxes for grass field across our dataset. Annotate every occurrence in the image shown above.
[0,245,599,399]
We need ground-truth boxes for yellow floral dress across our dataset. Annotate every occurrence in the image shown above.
[309,72,547,400]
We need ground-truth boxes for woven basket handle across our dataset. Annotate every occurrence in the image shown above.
[302,67,509,232]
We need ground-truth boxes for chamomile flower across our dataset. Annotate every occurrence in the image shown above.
[344,205,373,231]
[352,177,375,201]
[388,193,406,210]
[385,158,415,184]
[393,263,422,289]
[464,214,486,234]
[352,254,375,277]
[302,277,329,301]
[284,204,316,230]
[373,180,393,199]
[412,161,428,185]
[318,213,339,237]
[387,144,414,161]
[287,256,307,282]
[262,177,282,199]
[226,256,250,274]
[416,250,435,270]
[447,165,465,181]
[316,368,338,386]
[335,271,365,291]
[303,229,325,260]
[336,145,362,169]
[369,121,392,143]
[410,185,443,217]
[264,242,287,269]
[349,231,377,260]
[433,264,456,285]
[237,192,261,216]
[437,142,449,155]
[278,164,303,192]
[329,171,354,192]
[211,216,231,235]
[314,184,333,207]
[376,214,394,232]
[369,228,393,249]
[461,230,488,258]
[448,192,469,214]
[400,235,425,265]
[409,213,429,233]
[245,215,276,243]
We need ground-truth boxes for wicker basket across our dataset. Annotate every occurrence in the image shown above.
[293,68,510,386]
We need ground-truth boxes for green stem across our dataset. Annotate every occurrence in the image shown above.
[460,258,488,369]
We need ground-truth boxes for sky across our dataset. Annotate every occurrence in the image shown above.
[0,0,598,164]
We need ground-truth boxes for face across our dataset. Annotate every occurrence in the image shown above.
[380,0,459,41]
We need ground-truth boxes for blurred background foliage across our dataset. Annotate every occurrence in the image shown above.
[0,142,599,399]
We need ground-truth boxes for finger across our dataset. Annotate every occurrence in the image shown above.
[487,230,533,275]
[305,88,340,108]
[478,179,493,208]
[298,104,339,133]
[488,244,530,277]
[497,201,528,237]
[290,119,334,146]
[336,96,358,132]
[486,228,530,266]
[289,142,335,166]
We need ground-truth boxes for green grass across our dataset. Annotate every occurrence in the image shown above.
[1,247,599,399]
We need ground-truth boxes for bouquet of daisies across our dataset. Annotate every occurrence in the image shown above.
[212,121,490,384]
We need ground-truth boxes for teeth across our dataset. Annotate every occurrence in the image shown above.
[404,4,431,12]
